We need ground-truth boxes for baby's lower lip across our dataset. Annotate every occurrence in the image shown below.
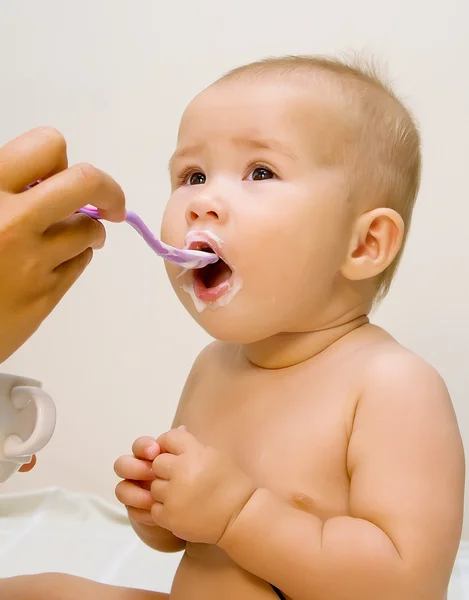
[193,273,232,302]
[191,254,234,302]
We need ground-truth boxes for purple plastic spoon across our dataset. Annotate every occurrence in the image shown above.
[24,179,217,269]
[78,206,218,269]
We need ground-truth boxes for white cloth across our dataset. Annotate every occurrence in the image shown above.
[0,487,180,593]
[0,487,467,598]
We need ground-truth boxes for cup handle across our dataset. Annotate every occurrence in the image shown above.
[3,386,56,458]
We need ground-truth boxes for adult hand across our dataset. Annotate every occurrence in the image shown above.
[0,127,126,363]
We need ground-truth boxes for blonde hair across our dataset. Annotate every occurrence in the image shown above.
[217,55,422,301]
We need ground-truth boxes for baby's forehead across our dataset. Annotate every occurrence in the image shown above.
[182,75,343,118]
[177,77,352,160]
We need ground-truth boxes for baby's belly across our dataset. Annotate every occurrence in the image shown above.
[169,544,283,600]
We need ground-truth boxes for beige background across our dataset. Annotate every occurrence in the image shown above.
[1,1,468,537]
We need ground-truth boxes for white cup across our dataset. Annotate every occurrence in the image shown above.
[0,373,56,482]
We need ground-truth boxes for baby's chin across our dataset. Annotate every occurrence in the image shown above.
[175,293,277,344]
[197,319,272,345]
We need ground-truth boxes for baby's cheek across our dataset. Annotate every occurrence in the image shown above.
[160,210,178,245]
[161,190,186,227]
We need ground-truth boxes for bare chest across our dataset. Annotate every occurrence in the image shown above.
[178,358,357,519]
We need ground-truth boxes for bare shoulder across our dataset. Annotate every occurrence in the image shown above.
[171,341,238,426]
[186,340,239,376]
[350,333,463,456]
[366,340,442,382]
[358,335,456,417]
[347,325,465,480]
[346,331,464,578]
[178,340,229,394]
[348,328,465,510]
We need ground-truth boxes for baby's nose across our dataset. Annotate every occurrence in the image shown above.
[185,195,225,224]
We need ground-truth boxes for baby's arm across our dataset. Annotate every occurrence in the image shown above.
[219,352,465,600]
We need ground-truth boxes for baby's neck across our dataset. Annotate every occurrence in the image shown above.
[243,314,370,369]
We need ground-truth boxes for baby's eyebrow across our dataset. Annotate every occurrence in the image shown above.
[168,137,298,172]
[168,142,204,172]
[233,137,299,162]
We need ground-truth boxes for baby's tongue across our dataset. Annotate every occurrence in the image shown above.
[203,261,232,288]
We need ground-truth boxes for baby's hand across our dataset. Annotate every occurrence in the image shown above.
[114,436,161,526]
[151,427,256,544]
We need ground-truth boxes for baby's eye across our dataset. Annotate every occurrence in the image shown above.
[186,172,206,186]
[247,167,276,181]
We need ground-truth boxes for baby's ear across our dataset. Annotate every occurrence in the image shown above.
[340,208,404,281]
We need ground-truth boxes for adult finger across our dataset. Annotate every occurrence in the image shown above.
[23,162,126,230]
[152,453,178,480]
[0,127,68,192]
[115,480,153,510]
[48,247,94,305]
[132,437,161,461]
[45,213,106,268]
[114,455,155,481]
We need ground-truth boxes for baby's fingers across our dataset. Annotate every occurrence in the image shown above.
[132,436,161,461]
[127,506,157,527]
[115,480,153,511]
[114,455,154,481]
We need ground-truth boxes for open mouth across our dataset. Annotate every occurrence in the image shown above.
[187,241,233,302]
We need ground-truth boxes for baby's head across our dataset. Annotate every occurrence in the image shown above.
[162,55,421,344]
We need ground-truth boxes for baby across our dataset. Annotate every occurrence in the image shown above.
[3,55,465,600]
